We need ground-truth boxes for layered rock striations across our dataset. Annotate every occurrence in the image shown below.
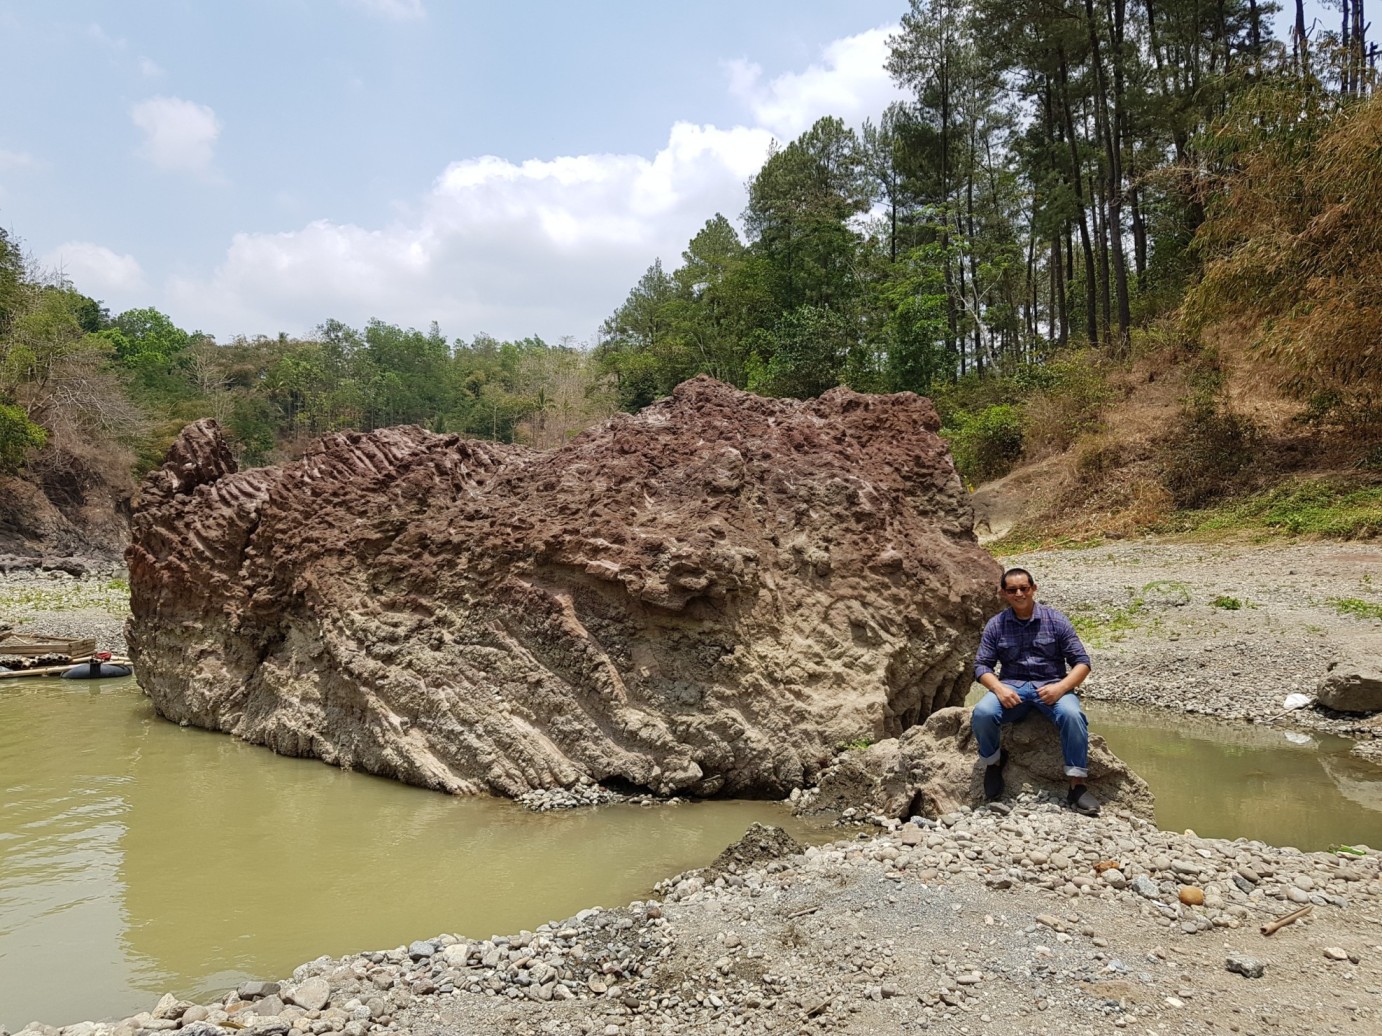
[127,377,1000,797]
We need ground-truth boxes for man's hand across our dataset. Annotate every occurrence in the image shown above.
[993,683,1021,708]
[1037,682,1067,705]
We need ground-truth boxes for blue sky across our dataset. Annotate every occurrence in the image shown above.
[1,1,1323,346]
[0,0,910,344]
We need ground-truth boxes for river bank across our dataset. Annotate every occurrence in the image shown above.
[0,562,128,656]
[8,803,1378,1036]
[3,540,1381,1035]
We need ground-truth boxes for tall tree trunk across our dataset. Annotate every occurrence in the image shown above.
[1059,49,1099,347]
[938,53,959,372]
[1215,0,1230,74]
[1093,169,1111,339]
[957,244,967,372]
[1053,235,1068,348]
[1099,0,1132,343]
[1025,229,1037,353]
[1353,0,1367,96]
[1295,0,1310,77]
[1130,179,1147,286]
[966,155,983,373]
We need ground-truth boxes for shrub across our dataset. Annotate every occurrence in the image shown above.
[1185,86,1382,418]
[1074,434,1129,478]
[1020,353,1117,457]
[942,404,1024,484]
[0,402,47,472]
[1158,355,1259,508]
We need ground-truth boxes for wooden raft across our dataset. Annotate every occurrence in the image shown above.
[0,633,98,658]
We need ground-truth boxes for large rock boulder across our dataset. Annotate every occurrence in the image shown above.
[126,377,1000,798]
[806,706,1155,819]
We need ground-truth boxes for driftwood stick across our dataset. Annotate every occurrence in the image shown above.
[788,905,821,919]
[1261,904,1312,936]
[0,663,77,679]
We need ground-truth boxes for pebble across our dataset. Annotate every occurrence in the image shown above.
[287,978,330,1013]
[1130,875,1159,899]
[406,941,436,961]
[1226,955,1267,979]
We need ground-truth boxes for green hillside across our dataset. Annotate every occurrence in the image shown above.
[3,1,1379,549]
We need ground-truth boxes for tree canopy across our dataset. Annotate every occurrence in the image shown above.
[1,1,1377,487]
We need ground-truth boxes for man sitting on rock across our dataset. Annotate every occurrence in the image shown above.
[973,567,1100,816]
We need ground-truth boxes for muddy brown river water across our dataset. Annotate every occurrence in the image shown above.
[0,678,826,1027]
[2,680,1380,1028]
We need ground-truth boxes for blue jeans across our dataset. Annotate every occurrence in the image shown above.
[973,682,1089,778]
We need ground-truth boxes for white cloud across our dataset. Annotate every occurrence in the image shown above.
[0,149,36,170]
[139,56,164,78]
[168,121,773,340]
[726,27,905,141]
[41,242,146,295]
[165,25,903,343]
[346,0,426,20]
[86,22,127,51]
[131,96,221,174]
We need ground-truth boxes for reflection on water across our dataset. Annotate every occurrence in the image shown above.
[1086,701,1382,850]
[0,679,823,1028]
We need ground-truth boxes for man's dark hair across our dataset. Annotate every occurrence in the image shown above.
[1000,567,1035,590]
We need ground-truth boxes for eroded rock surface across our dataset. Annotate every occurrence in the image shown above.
[806,706,1155,820]
[127,377,999,797]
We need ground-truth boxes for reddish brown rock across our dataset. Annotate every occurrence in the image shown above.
[126,377,1000,797]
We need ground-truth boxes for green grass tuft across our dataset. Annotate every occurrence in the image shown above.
[1071,598,1146,647]
[1329,597,1382,620]
[1068,580,1197,646]
[1211,595,1243,610]
[1173,479,1382,538]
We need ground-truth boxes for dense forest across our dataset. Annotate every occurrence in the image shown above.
[1,1,1378,535]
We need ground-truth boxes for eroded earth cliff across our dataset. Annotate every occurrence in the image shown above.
[127,377,999,797]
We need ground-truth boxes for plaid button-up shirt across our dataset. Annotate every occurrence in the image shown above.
[974,603,1091,685]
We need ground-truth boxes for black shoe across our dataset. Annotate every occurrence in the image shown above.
[983,749,1008,801]
[1067,783,1100,816]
